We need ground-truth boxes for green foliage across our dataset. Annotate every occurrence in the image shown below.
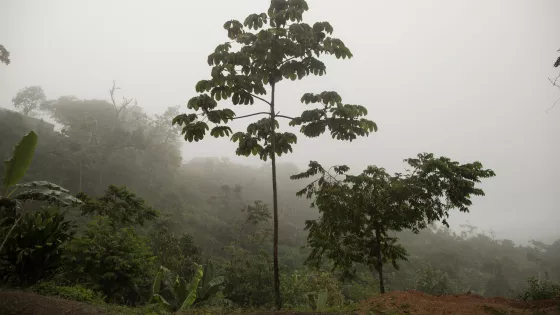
[173,0,376,158]
[29,281,105,303]
[198,260,226,305]
[0,207,76,285]
[11,86,46,116]
[0,131,81,257]
[413,264,457,295]
[221,202,275,307]
[515,277,560,301]
[0,44,9,65]
[2,130,37,191]
[281,269,344,309]
[77,185,159,227]
[291,153,495,293]
[149,218,201,280]
[149,263,221,311]
[65,216,157,305]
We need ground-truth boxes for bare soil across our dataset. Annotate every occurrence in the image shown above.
[0,291,104,315]
[357,290,560,315]
[0,290,559,315]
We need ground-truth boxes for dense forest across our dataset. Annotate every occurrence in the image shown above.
[1,1,559,314]
[0,95,558,313]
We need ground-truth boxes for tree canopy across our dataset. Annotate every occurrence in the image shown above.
[291,153,496,293]
[12,86,46,116]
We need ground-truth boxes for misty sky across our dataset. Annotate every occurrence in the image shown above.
[1,0,559,244]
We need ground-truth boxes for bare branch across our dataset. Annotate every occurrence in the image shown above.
[233,112,271,120]
[546,72,560,113]
[238,89,271,106]
[276,114,295,120]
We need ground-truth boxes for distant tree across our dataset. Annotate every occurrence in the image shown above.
[414,263,457,295]
[172,0,377,308]
[76,185,159,228]
[0,45,10,65]
[291,153,495,294]
[12,86,46,116]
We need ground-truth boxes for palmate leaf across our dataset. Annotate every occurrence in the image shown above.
[16,181,70,193]
[3,131,38,190]
[12,188,82,206]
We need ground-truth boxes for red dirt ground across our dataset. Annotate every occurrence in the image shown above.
[357,290,560,315]
[0,290,559,314]
[0,291,103,315]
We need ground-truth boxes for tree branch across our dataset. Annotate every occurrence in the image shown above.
[234,112,271,120]
[276,114,295,120]
[546,72,560,113]
[240,89,271,106]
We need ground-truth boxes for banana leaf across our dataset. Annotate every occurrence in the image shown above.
[3,131,37,191]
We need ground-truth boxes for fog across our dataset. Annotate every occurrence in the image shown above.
[1,0,559,243]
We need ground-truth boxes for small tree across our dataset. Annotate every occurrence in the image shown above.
[76,185,159,228]
[173,1,376,308]
[291,153,495,293]
[0,45,10,65]
[12,86,46,116]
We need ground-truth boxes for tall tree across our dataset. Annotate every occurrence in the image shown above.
[291,153,495,293]
[172,0,377,308]
[12,86,46,116]
[0,45,10,65]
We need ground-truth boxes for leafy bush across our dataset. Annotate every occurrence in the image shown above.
[0,207,76,285]
[414,263,457,295]
[515,277,560,301]
[64,216,156,305]
[29,281,105,303]
[281,269,345,309]
[221,247,274,307]
[149,218,201,280]
[150,261,226,311]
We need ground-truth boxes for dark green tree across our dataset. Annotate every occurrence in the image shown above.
[76,185,159,228]
[291,153,495,293]
[0,45,9,65]
[65,216,156,305]
[12,86,46,116]
[172,0,377,308]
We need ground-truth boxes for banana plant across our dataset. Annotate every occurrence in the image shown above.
[150,263,203,312]
[306,289,328,311]
[0,131,82,253]
[197,259,226,304]
[150,261,226,312]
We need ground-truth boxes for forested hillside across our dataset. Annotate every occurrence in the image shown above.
[1,102,559,312]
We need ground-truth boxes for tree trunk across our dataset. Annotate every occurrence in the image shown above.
[270,82,282,310]
[375,228,385,294]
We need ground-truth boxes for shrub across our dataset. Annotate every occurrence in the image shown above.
[515,277,560,301]
[414,263,457,295]
[29,281,105,303]
[0,207,76,285]
[281,269,345,309]
[64,216,156,305]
